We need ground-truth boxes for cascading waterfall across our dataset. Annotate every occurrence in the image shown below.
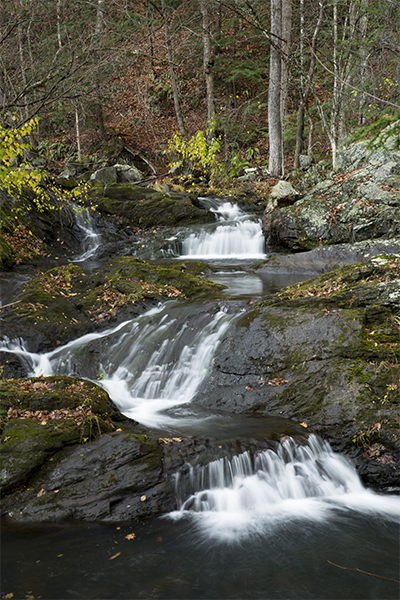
[170,435,400,541]
[71,205,100,262]
[0,303,237,428]
[181,201,266,259]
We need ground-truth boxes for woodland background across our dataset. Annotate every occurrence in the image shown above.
[1,0,400,180]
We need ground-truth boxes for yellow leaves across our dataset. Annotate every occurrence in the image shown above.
[125,533,136,540]
[159,437,182,443]
[109,552,121,560]
[140,495,146,502]
[37,488,46,498]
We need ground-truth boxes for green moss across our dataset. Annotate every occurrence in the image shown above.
[0,234,14,268]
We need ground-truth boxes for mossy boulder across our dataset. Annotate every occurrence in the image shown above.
[268,121,400,250]
[0,376,119,492]
[194,257,400,490]
[88,181,215,228]
[0,259,223,351]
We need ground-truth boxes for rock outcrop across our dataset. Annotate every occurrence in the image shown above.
[265,121,400,249]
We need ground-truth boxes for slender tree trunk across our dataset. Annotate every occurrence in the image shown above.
[280,0,292,128]
[75,105,81,162]
[94,0,106,141]
[57,0,63,49]
[17,15,29,122]
[161,0,186,134]
[358,0,369,124]
[268,0,283,177]
[294,0,325,168]
[199,0,215,137]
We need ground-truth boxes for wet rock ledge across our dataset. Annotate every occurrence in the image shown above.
[194,255,400,491]
[0,376,308,522]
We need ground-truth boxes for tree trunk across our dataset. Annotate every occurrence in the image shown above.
[294,0,325,168]
[161,0,186,135]
[199,0,215,137]
[280,0,292,128]
[268,0,283,177]
[94,0,106,141]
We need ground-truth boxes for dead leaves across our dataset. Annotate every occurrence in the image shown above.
[159,437,182,443]
[7,405,94,425]
[363,442,395,464]
[257,378,288,387]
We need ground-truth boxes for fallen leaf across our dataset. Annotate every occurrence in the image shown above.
[300,422,308,428]
[5,594,14,599]
[37,488,46,497]
[140,495,146,502]
[109,552,121,560]
[125,533,136,540]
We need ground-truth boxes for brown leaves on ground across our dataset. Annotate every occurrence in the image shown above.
[363,442,395,464]
[3,225,45,264]
[257,378,288,386]
[7,405,94,425]
[41,265,79,296]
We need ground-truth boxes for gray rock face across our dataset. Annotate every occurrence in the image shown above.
[262,180,300,237]
[90,164,144,185]
[193,257,400,490]
[269,121,400,249]
[257,238,400,275]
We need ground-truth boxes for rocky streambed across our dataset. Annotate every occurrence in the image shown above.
[1,121,400,524]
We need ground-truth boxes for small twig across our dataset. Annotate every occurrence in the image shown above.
[0,300,22,311]
[327,560,400,583]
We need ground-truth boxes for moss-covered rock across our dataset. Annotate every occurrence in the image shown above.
[0,259,223,350]
[267,121,400,250]
[0,376,121,492]
[194,258,400,490]
[88,181,215,227]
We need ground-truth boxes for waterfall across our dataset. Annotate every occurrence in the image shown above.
[170,435,400,540]
[181,201,266,259]
[0,303,238,428]
[71,205,100,262]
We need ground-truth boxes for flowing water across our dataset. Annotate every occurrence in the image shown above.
[1,199,399,599]
[70,205,101,264]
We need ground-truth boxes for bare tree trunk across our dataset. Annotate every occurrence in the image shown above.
[94,0,106,141]
[57,0,63,49]
[281,0,292,128]
[268,0,283,177]
[199,0,215,137]
[75,105,81,162]
[17,14,29,122]
[160,0,186,134]
[358,0,369,124]
[294,0,325,168]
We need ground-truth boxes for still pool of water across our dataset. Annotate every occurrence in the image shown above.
[2,507,399,599]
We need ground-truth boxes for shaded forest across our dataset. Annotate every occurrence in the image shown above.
[1,0,400,179]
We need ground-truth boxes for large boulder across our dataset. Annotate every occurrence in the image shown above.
[269,121,400,250]
[262,180,300,238]
[194,255,400,490]
[88,182,215,228]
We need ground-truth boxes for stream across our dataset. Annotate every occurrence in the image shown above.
[1,199,399,599]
